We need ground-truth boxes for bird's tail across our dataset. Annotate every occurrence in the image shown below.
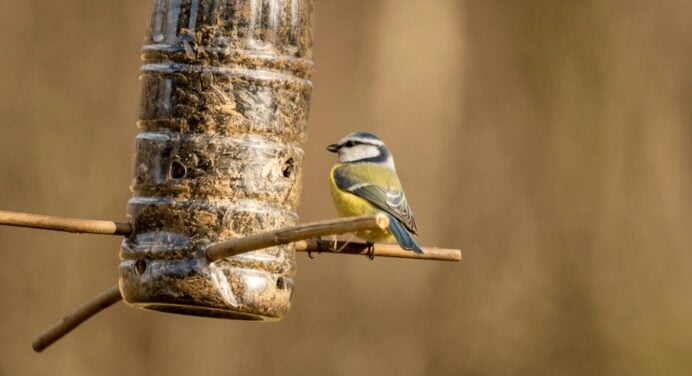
[387,214,424,254]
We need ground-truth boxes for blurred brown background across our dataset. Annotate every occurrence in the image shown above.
[1,1,691,375]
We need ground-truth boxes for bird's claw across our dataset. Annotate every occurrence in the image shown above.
[366,241,375,260]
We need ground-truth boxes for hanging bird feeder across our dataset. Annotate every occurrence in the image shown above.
[0,0,460,353]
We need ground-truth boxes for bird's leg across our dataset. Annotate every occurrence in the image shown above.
[366,241,375,260]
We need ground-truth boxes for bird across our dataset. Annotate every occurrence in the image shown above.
[327,131,423,255]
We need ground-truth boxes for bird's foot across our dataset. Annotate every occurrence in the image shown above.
[365,241,375,260]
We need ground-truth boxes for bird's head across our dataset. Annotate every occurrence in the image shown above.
[327,131,396,170]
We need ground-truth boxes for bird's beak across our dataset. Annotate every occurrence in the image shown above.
[327,144,339,153]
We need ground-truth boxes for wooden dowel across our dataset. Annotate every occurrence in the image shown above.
[30,214,459,353]
[205,214,460,262]
[295,239,462,262]
[32,285,123,352]
[0,210,131,236]
[206,214,390,261]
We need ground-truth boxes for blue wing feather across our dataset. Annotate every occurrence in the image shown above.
[333,168,418,234]
[387,214,423,254]
[333,166,422,254]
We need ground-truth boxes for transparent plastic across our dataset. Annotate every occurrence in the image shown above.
[119,0,314,320]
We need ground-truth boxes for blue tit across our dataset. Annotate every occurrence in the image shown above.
[327,131,423,254]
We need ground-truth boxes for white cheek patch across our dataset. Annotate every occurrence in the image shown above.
[339,144,380,162]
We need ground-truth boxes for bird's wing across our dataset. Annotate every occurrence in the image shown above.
[333,167,418,235]
[386,213,423,253]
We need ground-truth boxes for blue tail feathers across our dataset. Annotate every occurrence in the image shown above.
[387,214,424,254]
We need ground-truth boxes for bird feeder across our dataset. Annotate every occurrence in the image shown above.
[0,0,460,353]
[119,0,315,321]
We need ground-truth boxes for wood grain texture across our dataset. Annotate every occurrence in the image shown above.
[0,210,131,236]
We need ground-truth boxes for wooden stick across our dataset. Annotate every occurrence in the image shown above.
[32,285,123,352]
[31,214,458,353]
[206,214,390,261]
[205,214,460,262]
[0,210,131,236]
[295,239,462,262]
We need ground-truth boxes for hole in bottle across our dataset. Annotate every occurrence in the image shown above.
[135,259,147,275]
[276,276,285,289]
[171,160,187,179]
[282,157,294,178]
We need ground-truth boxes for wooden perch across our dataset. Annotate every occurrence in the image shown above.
[205,214,391,261]
[32,285,122,352]
[0,209,461,262]
[295,239,461,262]
[206,214,461,262]
[0,210,131,236]
[29,214,460,352]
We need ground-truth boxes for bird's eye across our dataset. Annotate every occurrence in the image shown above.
[344,141,355,147]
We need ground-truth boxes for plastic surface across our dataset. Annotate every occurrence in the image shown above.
[119,0,313,320]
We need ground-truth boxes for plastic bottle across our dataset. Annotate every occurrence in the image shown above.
[119,0,314,320]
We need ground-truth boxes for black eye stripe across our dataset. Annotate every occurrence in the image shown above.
[341,140,382,148]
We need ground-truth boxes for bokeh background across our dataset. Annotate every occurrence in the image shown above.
[1,1,691,374]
